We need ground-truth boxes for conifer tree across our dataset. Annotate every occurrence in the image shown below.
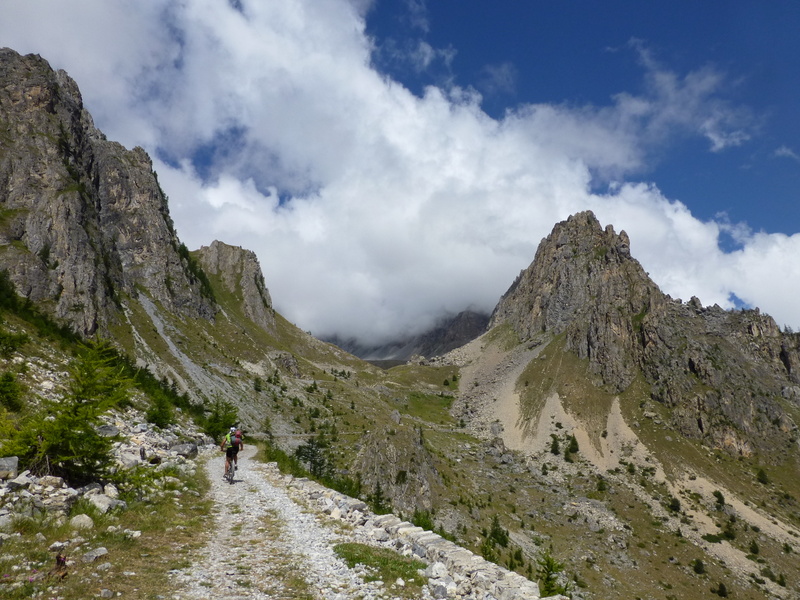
[3,341,131,484]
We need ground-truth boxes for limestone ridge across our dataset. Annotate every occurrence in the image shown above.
[490,211,800,456]
[196,240,276,333]
[0,48,216,335]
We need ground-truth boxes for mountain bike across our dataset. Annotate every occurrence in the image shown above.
[224,458,235,484]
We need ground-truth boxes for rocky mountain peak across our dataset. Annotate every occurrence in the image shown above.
[491,211,664,386]
[196,240,275,333]
[0,48,216,335]
[489,211,800,456]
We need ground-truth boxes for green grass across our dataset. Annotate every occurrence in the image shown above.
[483,322,521,351]
[404,391,455,424]
[334,542,427,598]
[0,459,212,600]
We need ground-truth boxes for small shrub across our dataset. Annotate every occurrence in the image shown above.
[537,546,571,596]
[756,468,769,485]
[488,515,509,547]
[202,398,239,441]
[0,328,28,358]
[693,559,706,574]
[145,392,174,428]
[412,509,435,531]
[549,435,560,455]
[711,582,729,597]
[722,522,736,541]
[0,371,23,411]
[367,480,391,515]
[2,342,131,484]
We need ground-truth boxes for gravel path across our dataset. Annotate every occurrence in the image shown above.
[169,446,390,600]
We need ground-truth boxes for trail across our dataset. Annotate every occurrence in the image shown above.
[169,446,389,600]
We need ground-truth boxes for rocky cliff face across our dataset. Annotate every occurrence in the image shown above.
[0,48,215,336]
[490,211,800,456]
[196,240,275,333]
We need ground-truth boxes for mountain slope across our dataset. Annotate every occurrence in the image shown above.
[0,49,215,337]
[440,211,800,598]
[0,49,365,426]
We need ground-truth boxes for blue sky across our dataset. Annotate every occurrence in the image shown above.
[368,1,800,235]
[2,1,800,342]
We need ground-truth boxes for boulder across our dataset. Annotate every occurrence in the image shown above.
[39,475,65,488]
[70,514,94,530]
[82,547,109,563]
[425,562,449,579]
[88,494,125,514]
[97,425,120,438]
[80,482,103,496]
[171,442,199,459]
[0,456,19,479]
[7,472,33,490]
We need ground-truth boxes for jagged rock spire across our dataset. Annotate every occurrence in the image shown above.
[491,211,664,390]
[489,211,799,456]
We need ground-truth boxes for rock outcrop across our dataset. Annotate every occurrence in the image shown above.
[196,240,275,333]
[0,48,216,336]
[490,211,800,456]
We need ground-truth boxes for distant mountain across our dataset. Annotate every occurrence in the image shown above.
[325,309,489,361]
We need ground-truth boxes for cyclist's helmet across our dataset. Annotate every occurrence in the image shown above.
[230,427,236,433]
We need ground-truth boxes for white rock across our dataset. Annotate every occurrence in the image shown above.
[70,514,94,530]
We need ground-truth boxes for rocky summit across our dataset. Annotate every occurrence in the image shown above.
[1,48,800,600]
[490,211,800,457]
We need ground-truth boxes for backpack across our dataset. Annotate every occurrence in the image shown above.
[226,431,241,448]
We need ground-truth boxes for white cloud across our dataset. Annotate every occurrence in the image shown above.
[774,145,800,162]
[478,62,518,96]
[2,0,799,342]
[624,39,754,152]
[405,40,457,74]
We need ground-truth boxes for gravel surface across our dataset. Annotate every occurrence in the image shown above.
[169,446,403,600]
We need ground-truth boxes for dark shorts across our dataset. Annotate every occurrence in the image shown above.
[226,447,239,459]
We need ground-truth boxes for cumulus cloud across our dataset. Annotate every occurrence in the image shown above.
[2,0,799,342]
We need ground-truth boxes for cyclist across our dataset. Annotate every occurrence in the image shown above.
[220,427,244,478]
